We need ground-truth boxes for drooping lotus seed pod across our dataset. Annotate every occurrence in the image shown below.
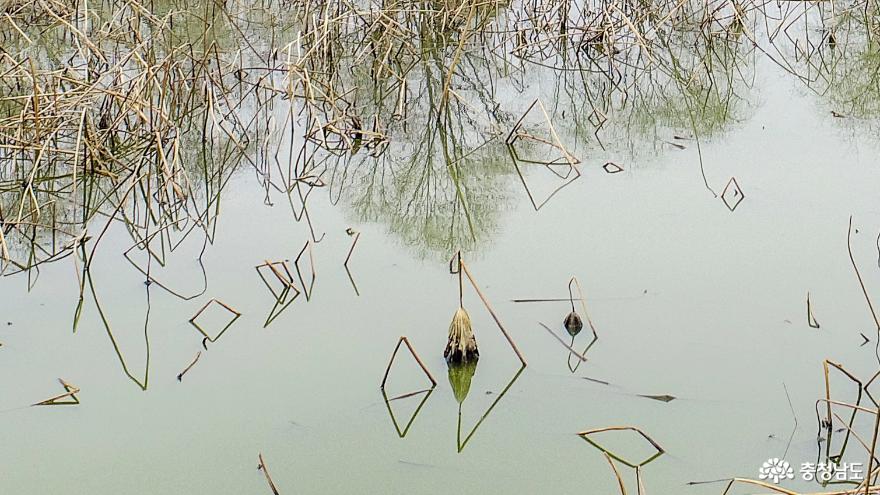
[564,311,583,337]
[445,307,479,363]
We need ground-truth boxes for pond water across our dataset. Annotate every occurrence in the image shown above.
[3,1,880,493]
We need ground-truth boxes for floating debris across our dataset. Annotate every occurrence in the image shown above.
[638,394,677,403]
[397,459,436,469]
[807,292,820,329]
[33,379,80,406]
[583,376,611,386]
[177,352,202,382]
[603,162,624,174]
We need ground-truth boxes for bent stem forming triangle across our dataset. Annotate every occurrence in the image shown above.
[189,298,242,343]
[381,336,437,389]
[33,379,81,406]
[578,426,665,469]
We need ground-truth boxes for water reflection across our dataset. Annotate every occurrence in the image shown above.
[382,388,435,438]
[255,260,302,327]
[456,363,525,453]
[0,0,769,280]
[567,333,599,374]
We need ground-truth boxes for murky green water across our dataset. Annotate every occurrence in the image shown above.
[3,0,880,493]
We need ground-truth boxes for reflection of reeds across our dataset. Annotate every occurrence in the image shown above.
[0,0,765,276]
[294,241,316,301]
[456,364,525,452]
[381,387,435,438]
[344,228,361,295]
[506,99,581,211]
[4,1,880,493]
[256,259,302,326]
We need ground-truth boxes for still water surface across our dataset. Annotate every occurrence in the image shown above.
[2,11,880,495]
